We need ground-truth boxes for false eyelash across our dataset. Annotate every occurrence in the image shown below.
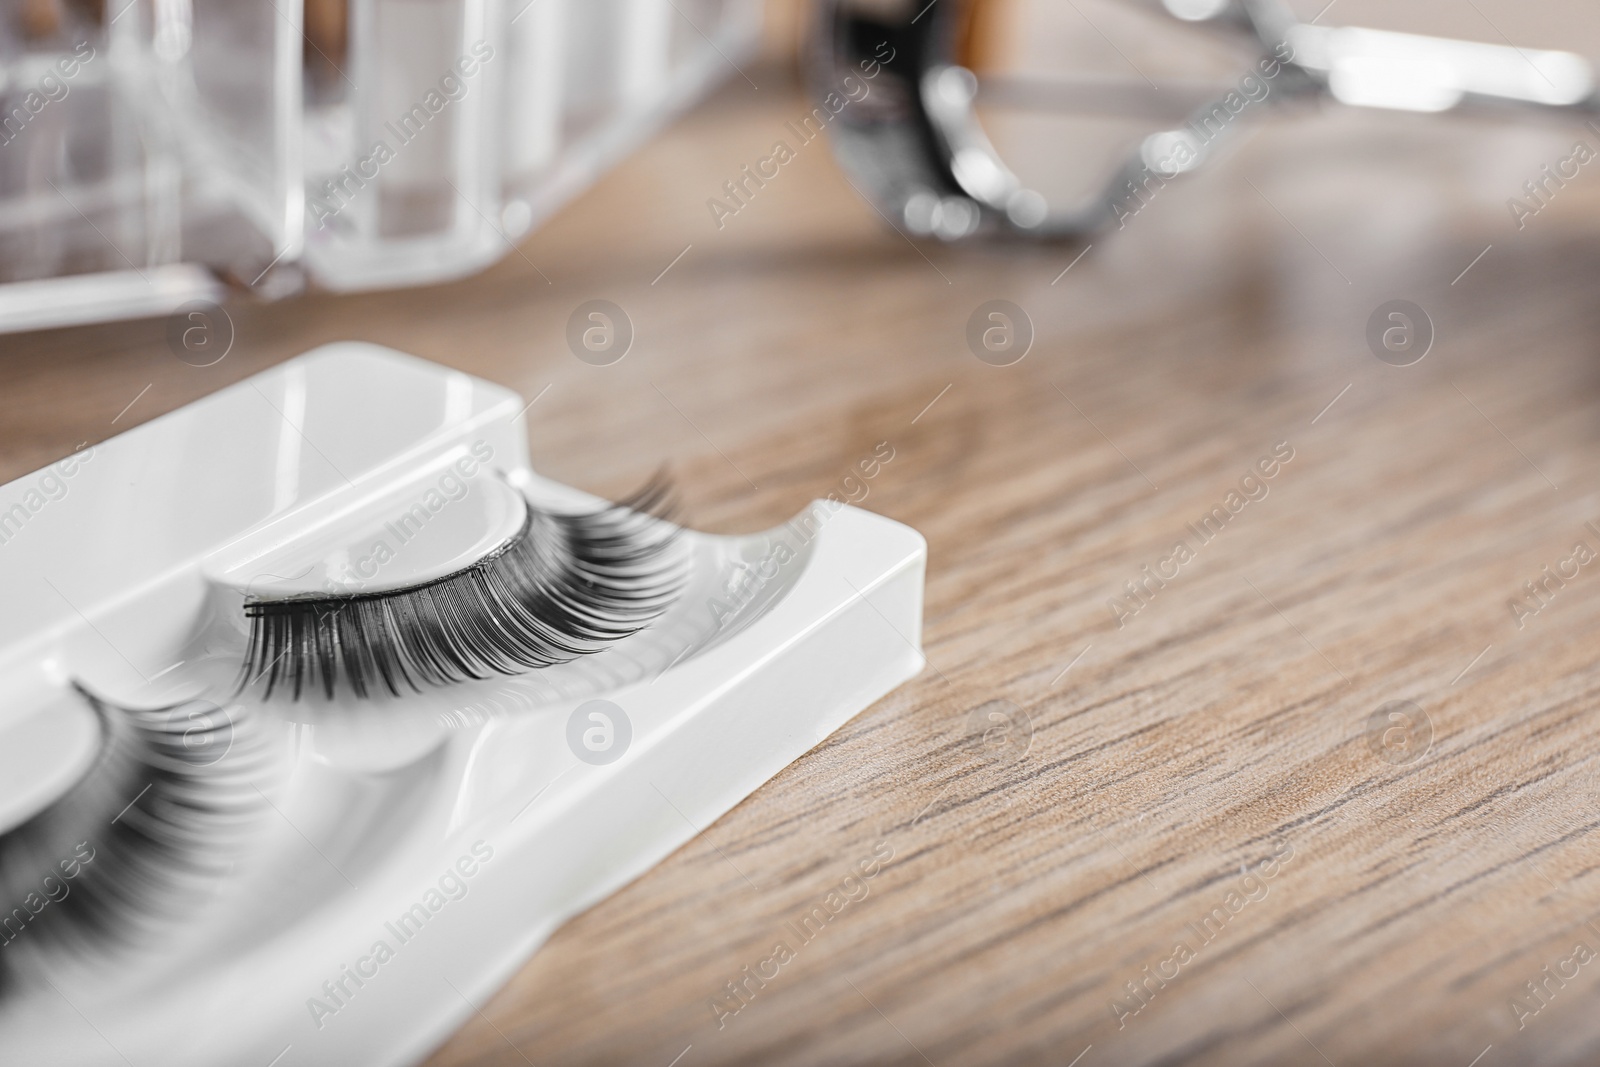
[0,687,269,992]
[239,479,684,701]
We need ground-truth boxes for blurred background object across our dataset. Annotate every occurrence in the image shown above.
[812,0,1600,242]
[9,0,1600,334]
[0,0,762,333]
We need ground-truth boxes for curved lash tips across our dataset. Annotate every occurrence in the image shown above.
[0,688,270,989]
[239,486,684,700]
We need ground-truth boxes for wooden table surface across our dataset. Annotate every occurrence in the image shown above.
[9,12,1600,1065]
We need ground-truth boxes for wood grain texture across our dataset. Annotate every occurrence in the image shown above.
[7,10,1600,1065]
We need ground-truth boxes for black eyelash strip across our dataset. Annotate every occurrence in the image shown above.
[239,480,683,700]
[0,687,268,993]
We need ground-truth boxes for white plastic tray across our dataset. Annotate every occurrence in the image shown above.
[0,343,925,1066]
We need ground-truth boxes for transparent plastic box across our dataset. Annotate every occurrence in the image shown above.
[0,0,761,332]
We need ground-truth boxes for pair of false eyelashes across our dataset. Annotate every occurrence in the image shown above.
[0,486,681,989]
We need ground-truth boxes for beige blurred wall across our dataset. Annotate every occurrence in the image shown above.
[760,0,810,67]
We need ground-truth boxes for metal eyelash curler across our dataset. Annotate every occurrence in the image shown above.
[810,0,1600,241]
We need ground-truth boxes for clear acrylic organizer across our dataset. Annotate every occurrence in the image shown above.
[0,0,761,331]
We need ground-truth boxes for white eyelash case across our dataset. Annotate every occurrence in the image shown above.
[0,344,925,1066]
